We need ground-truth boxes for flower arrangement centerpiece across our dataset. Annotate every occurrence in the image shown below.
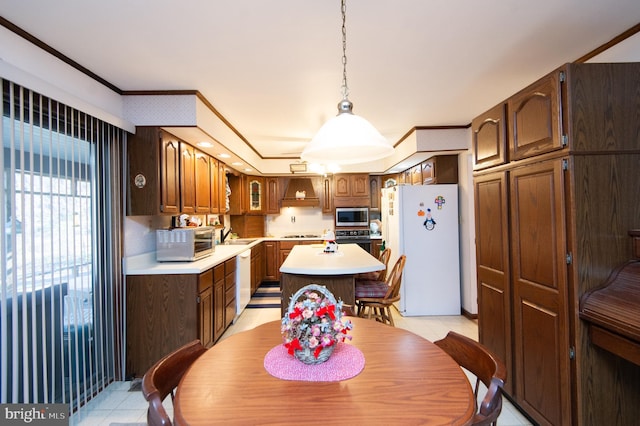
[281,284,353,364]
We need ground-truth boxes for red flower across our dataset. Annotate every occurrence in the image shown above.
[316,304,336,320]
[285,338,302,355]
[288,307,302,320]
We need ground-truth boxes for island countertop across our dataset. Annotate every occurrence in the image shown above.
[279,243,384,275]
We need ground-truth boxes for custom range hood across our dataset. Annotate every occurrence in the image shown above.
[281,178,320,207]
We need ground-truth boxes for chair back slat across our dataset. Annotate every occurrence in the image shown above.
[377,248,392,281]
[384,255,406,300]
[142,339,207,426]
[434,331,507,425]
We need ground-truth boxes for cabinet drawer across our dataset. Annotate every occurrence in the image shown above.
[213,263,224,282]
[225,258,236,275]
[198,268,213,293]
[279,240,299,249]
[225,275,235,292]
[225,286,235,302]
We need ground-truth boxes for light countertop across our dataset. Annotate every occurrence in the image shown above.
[125,242,259,275]
[125,236,381,276]
[279,243,384,275]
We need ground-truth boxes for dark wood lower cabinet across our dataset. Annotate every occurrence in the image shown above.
[251,243,264,294]
[264,241,278,281]
[510,160,572,425]
[197,269,214,348]
[474,171,511,393]
[224,258,236,328]
[125,258,237,379]
[213,264,226,342]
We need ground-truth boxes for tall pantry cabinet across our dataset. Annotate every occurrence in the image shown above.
[472,62,640,426]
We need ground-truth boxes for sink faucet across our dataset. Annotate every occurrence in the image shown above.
[221,227,232,243]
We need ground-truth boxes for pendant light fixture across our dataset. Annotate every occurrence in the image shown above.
[301,0,394,166]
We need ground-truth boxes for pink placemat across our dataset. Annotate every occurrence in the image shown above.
[264,343,365,381]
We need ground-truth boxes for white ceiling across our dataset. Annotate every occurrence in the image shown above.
[1,1,639,174]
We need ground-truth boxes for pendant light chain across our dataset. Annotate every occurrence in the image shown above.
[341,0,349,100]
[302,0,393,166]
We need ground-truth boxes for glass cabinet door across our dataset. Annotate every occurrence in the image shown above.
[249,179,262,211]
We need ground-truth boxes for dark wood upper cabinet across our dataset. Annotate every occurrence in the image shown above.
[209,157,221,214]
[334,174,369,207]
[322,176,333,213]
[508,71,563,161]
[421,155,458,185]
[246,177,264,215]
[127,127,180,216]
[369,175,381,210]
[179,142,196,214]
[265,177,280,214]
[472,103,507,170]
[194,150,211,213]
[159,136,181,214]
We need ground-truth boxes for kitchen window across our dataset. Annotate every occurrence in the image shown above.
[1,80,125,412]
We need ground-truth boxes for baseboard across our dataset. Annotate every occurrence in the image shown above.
[461,308,478,321]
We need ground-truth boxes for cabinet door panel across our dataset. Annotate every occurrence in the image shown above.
[180,143,196,213]
[335,175,350,197]
[194,151,210,213]
[369,176,380,210]
[264,242,278,281]
[198,286,213,348]
[160,138,180,213]
[508,71,563,161]
[265,177,280,214]
[322,177,333,213]
[474,171,512,392]
[247,177,264,214]
[510,159,571,426]
[213,277,225,342]
[472,103,507,170]
[351,174,369,196]
[209,158,220,213]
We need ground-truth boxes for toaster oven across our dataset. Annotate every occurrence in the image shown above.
[156,227,214,262]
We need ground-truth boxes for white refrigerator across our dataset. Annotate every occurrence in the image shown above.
[381,184,460,316]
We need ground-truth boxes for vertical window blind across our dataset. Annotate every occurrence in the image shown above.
[0,79,125,412]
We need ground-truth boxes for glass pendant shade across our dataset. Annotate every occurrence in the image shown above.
[302,0,393,166]
[302,108,393,165]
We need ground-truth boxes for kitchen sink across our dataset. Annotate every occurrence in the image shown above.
[282,234,321,238]
[223,238,258,245]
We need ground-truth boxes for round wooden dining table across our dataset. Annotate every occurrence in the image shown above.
[173,317,475,425]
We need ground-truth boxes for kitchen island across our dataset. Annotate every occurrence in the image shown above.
[279,243,384,313]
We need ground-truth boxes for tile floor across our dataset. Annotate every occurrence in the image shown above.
[69,308,533,425]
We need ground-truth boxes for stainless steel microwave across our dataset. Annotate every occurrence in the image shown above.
[335,207,369,227]
[156,227,214,262]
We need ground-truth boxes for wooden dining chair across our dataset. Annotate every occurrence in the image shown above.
[434,331,507,426]
[355,254,406,326]
[355,248,392,282]
[141,339,207,426]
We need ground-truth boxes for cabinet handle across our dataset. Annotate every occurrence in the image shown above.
[196,296,201,303]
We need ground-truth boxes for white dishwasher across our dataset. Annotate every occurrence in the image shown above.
[235,248,251,321]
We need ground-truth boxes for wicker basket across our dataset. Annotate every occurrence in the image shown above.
[285,284,341,365]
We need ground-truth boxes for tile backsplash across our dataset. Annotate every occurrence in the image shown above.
[266,207,333,237]
[124,207,334,257]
